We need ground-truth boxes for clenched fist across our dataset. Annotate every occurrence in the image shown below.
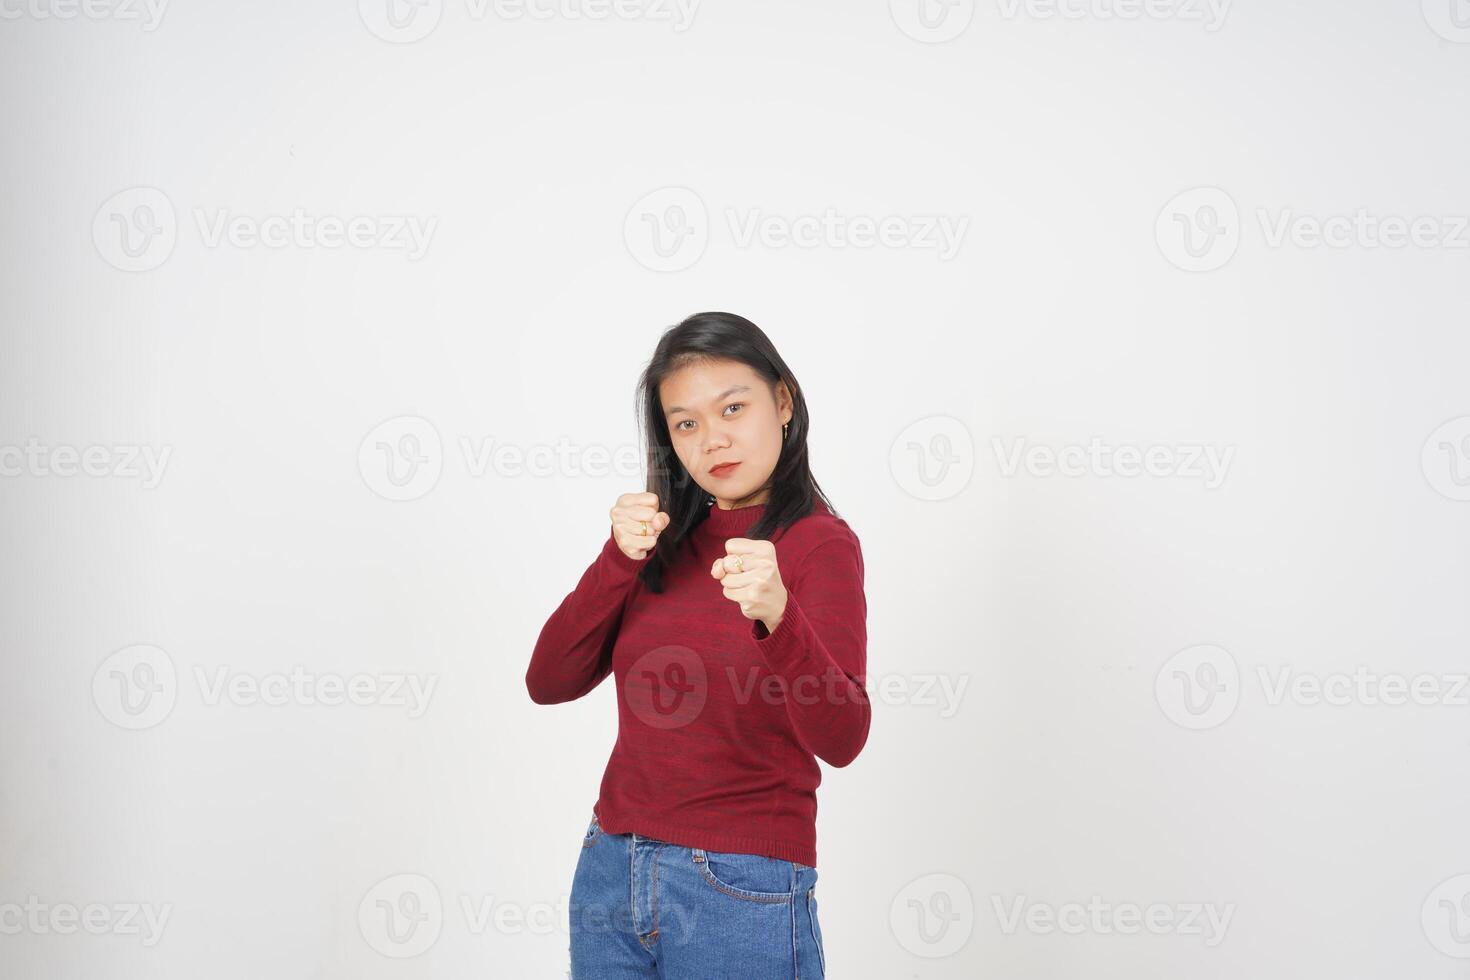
[710,538,789,634]
[610,492,671,560]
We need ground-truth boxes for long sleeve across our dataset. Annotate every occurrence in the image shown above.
[525,528,644,704]
[747,533,871,767]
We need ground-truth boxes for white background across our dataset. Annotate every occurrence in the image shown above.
[3,0,1469,977]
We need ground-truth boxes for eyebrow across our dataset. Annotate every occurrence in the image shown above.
[665,385,752,417]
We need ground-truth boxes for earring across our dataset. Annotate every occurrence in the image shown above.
[782,422,788,440]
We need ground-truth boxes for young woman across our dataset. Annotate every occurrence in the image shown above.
[526,311,870,979]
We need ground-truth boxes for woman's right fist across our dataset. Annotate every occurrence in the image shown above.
[610,492,670,560]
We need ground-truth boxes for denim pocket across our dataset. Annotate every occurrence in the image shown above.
[807,884,826,977]
[690,847,796,903]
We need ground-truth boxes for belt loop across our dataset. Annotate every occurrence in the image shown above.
[690,848,706,863]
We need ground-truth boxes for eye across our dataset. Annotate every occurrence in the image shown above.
[673,404,742,433]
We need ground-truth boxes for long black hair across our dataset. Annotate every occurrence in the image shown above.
[634,311,839,593]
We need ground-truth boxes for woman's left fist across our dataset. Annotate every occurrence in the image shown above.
[711,538,788,634]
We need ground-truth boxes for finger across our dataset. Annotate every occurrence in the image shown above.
[722,538,774,556]
[717,571,758,589]
[711,558,745,581]
[623,538,657,558]
[717,553,765,575]
[617,505,661,524]
[620,524,659,545]
[619,491,660,508]
[652,511,671,532]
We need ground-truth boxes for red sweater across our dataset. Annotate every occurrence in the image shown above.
[526,499,870,868]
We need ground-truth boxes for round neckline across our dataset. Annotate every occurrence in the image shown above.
[700,501,769,537]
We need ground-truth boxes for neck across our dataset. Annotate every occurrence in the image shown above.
[702,496,769,536]
[714,485,771,510]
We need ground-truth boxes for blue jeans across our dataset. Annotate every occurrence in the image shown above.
[569,813,827,979]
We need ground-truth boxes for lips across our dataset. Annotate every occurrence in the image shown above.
[709,462,740,477]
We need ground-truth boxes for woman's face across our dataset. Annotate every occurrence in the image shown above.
[660,359,792,509]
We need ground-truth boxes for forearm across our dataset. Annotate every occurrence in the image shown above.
[749,590,871,767]
[525,529,643,704]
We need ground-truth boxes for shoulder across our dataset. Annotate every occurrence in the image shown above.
[775,500,863,576]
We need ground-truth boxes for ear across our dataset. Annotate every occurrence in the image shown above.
[774,380,794,424]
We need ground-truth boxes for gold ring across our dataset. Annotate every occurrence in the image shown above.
[734,555,744,572]
[639,520,649,535]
